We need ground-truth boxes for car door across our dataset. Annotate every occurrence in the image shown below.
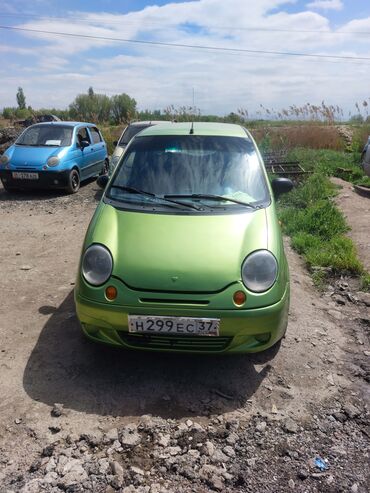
[76,126,95,179]
[86,126,107,176]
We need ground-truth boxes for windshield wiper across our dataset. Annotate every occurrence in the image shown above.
[164,193,257,209]
[109,185,202,210]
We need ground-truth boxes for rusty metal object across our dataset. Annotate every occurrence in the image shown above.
[262,150,311,177]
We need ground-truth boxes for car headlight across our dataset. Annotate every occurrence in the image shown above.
[47,156,60,167]
[0,155,9,165]
[82,244,113,286]
[241,250,278,292]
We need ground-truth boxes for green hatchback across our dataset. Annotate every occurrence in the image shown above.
[75,123,293,353]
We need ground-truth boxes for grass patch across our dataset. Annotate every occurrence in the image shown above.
[287,148,368,185]
[279,173,364,276]
[361,273,370,292]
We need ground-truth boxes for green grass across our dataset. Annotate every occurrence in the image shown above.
[278,173,364,277]
[361,273,370,292]
[287,148,369,185]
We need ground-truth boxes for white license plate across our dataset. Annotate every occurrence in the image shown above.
[128,315,220,336]
[12,172,39,180]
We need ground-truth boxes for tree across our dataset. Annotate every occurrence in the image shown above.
[16,87,26,110]
[2,107,16,120]
[110,93,137,124]
[69,89,111,123]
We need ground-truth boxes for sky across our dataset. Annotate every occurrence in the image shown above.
[0,0,370,116]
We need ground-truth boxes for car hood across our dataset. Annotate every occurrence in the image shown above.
[7,145,62,167]
[87,203,270,292]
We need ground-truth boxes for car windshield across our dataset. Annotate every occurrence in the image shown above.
[118,124,152,146]
[107,135,270,209]
[16,125,73,147]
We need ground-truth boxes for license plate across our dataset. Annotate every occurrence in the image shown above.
[12,172,39,180]
[128,315,220,336]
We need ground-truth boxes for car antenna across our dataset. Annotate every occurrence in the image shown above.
[189,87,195,134]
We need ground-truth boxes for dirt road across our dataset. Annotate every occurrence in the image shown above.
[332,177,370,272]
[0,181,369,492]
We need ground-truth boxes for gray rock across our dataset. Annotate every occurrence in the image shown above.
[44,457,56,473]
[98,457,111,475]
[130,465,145,476]
[60,458,87,487]
[51,403,64,417]
[226,432,239,445]
[283,418,298,434]
[42,471,58,485]
[211,448,230,463]
[297,469,309,480]
[343,402,361,419]
[155,433,171,448]
[199,465,224,491]
[82,431,103,447]
[256,421,267,432]
[104,428,119,444]
[203,440,215,457]
[356,291,370,306]
[120,424,142,447]
[223,445,236,458]
[110,460,124,477]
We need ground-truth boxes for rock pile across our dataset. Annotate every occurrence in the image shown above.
[6,404,369,493]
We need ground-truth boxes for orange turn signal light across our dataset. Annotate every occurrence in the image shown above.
[105,286,117,301]
[233,290,246,306]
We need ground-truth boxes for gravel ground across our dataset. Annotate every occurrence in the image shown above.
[0,179,369,493]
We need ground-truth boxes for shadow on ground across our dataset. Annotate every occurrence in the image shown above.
[24,291,276,419]
[0,177,99,202]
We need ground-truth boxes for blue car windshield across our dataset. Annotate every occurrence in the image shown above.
[108,135,270,208]
[16,125,73,147]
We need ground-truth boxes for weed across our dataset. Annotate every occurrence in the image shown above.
[311,270,329,291]
[361,273,370,292]
[280,199,348,240]
[279,173,364,278]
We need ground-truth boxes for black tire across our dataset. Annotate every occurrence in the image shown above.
[100,159,109,176]
[66,169,80,194]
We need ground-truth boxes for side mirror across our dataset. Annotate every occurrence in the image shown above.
[96,175,109,189]
[78,139,90,149]
[271,178,293,198]
[113,140,118,146]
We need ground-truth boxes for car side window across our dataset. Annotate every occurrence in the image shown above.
[77,127,91,146]
[90,127,102,144]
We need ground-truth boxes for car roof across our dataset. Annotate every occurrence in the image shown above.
[137,122,248,138]
[27,121,98,128]
[127,120,167,127]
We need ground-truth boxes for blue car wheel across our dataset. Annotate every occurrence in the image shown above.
[66,169,80,194]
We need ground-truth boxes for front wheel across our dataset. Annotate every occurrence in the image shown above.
[66,169,80,194]
[100,159,109,176]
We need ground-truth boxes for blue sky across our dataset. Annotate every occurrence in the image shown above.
[1,0,370,116]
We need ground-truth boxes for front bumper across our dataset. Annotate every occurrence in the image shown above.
[0,169,71,189]
[74,285,289,354]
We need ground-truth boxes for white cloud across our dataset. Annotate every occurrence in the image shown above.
[306,0,343,11]
[1,0,369,116]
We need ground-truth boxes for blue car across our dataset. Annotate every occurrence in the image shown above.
[0,122,109,193]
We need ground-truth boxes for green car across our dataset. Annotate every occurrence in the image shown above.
[75,122,293,354]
